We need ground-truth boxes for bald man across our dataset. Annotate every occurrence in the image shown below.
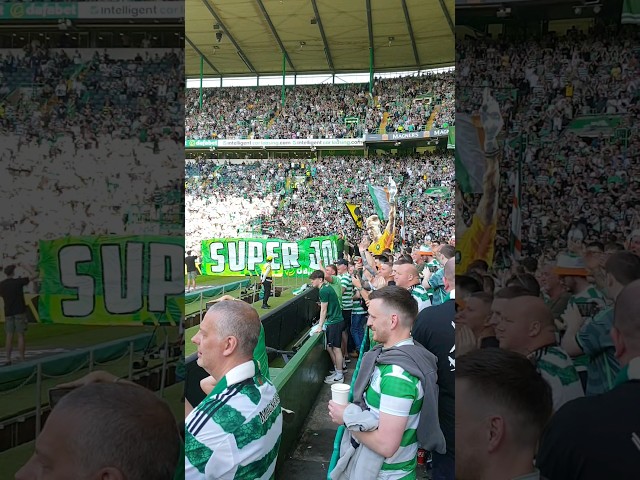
[496,295,583,411]
[537,279,640,480]
[185,300,283,479]
[17,382,181,480]
[393,262,431,312]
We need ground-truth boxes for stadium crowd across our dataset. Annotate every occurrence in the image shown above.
[457,24,639,265]
[184,68,457,480]
[455,22,640,480]
[185,71,454,140]
[185,152,454,254]
[1,45,184,275]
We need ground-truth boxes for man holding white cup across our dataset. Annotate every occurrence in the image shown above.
[328,286,445,479]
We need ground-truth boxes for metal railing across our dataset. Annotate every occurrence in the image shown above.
[0,333,176,441]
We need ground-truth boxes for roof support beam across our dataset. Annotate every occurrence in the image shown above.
[186,35,221,76]
[201,0,257,74]
[366,0,374,68]
[255,0,295,72]
[401,0,420,67]
[310,0,334,72]
[438,0,454,35]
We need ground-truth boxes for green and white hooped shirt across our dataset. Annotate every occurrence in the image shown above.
[364,338,424,480]
[185,360,283,480]
[528,344,584,412]
[408,284,431,313]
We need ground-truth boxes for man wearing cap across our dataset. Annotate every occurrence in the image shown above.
[411,246,428,276]
[260,256,274,309]
[561,252,640,395]
[538,261,572,324]
[555,252,607,387]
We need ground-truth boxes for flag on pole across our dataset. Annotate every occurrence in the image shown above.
[367,184,391,220]
[345,203,364,229]
[510,173,522,260]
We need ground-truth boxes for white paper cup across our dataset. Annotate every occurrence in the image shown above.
[331,383,350,405]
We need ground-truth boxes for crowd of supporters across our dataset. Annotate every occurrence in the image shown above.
[185,152,454,254]
[185,71,454,140]
[457,25,639,265]
[0,44,183,274]
[455,21,640,480]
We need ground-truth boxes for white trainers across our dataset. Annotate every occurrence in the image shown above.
[325,371,337,381]
[324,372,344,384]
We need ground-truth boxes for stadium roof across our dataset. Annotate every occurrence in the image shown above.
[185,0,454,78]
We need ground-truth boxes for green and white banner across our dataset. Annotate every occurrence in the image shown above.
[200,235,339,277]
[425,186,450,197]
[567,115,623,137]
[39,236,184,326]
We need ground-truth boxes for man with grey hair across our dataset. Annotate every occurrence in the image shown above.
[185,300,283,479]
[16,382,181,480]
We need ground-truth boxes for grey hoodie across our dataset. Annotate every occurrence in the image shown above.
[351,340,446,454]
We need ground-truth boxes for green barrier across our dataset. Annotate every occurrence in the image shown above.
[326,326,372,479]
[274,330,332,471]
[0,333,152,392]
[184,279,251,304]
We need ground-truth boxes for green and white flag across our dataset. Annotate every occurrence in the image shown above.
[367,184,391,220]
[622,0,640,24]
[455,112,486,193]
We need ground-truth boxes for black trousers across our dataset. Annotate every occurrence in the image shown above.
[262,278,272,306]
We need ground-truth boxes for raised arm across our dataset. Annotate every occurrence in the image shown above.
[475,88,503,227]
[319,259,335,284]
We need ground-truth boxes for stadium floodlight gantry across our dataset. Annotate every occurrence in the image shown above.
[185,0,454,83]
